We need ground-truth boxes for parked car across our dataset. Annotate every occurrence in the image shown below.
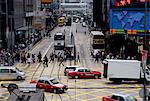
[30,77,68,93]
[0,66,26,80]
[64,65,79,76]
[67,68,101,79]
[102,93,137,101]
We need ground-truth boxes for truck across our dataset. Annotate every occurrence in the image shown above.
[103,59,150,83]
[102,93,137,101]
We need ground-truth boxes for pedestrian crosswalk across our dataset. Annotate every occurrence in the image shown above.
[65,60,81,66]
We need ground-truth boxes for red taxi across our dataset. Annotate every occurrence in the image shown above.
[67,68,101,79]
[30,77,68,93]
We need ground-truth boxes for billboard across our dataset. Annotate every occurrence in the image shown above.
[111,0,150,7]
[109,9,150,30]
[41,0,52,3]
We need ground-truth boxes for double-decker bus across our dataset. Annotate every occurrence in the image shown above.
[54,32,65,56]
[90,31,105,56]
[58,17,65,26]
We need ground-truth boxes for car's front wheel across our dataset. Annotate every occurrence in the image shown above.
[94,75,100,79]
[74,75,79,79]
[17,76,22,80]
[53,89,58,94]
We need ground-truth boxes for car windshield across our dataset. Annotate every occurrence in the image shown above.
[16,68,22,72]
[126,96,137,101]
[65,68,75,71]
[65,67,76,71]
[50,79,59,84]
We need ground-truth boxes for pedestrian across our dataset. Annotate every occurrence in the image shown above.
[32,54,35,63]
[91,51,94,57]
[27,53,31,64]
[49,53,54,63]
[59,56,64,66]
[23,53,26,63]
[43,55,48,67]
[16,52,20,62]
[57,52,60,62]
[95,53,99,63]
[37,51,42,63]
[84,31,86,35]
[77,52,80,62]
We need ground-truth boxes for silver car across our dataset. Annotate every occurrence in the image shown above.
[0,66,26,80]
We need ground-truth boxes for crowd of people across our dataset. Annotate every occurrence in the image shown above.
[91,50,142,63]
[0,46,143,67]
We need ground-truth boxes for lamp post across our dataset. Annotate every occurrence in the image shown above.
[143,0,148,101]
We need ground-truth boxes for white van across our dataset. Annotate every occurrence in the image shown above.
[0,67,26,80]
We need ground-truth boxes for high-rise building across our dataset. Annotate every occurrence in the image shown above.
[93,0,108,29]
[0,1,6,48]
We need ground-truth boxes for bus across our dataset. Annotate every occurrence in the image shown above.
[58,17,65,26]
[90,31,105,56]
[54,32,65,56]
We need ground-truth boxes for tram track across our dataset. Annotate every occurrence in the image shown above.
[30,42,54,81]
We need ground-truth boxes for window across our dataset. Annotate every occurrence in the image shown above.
[85,69,90,72]
[78,69,84,72]
[50,79,59,84]
[111,95,125,101]
[45,81,50,85]
[38,80,45,83]
[10,69,16,73]
[0,69,9,73]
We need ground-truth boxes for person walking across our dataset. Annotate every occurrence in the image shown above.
[32,54,35,63]
[43,55,48,67]
[77,52,80,62]
[49,53,54,63]
[59,56,64,66]
[95,53,99,63]
[23,53,26,63]
[37,51,42,63]
[27,53,31,64]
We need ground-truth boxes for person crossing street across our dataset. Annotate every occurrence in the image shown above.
[37,51,42,63]
[59,56,64,66]
[43,55,48,67]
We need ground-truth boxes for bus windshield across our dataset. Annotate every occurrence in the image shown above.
[54,35,65,40]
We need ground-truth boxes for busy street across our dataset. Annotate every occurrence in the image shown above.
[0,22,146,101]
[1,0,150,101]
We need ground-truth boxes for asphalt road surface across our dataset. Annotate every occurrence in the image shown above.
[0,23,147,101]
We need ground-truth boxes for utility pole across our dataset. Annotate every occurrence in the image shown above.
[143,0,148,101]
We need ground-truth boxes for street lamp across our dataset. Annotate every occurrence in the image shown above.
[143,0,148,101]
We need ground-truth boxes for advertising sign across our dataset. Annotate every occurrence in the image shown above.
[111,0,150,7]
[110,9,150,30]
[41,0,52,3]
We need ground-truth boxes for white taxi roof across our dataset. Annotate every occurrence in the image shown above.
[66,65,79,68]
[38,77,55,81]
[76,68,90,70]
[55,33,63,36]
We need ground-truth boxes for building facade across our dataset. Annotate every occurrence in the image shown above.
[93,0,108,30]
[109,0,150,59]
[0,1,6,48]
